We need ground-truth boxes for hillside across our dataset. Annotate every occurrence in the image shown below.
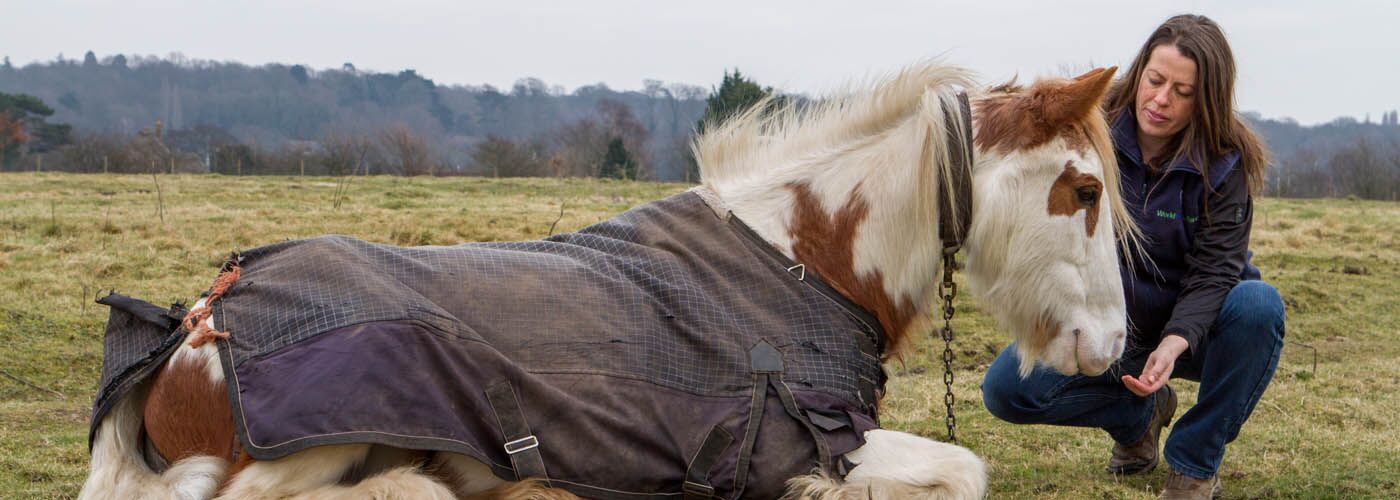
[0,54,708,179]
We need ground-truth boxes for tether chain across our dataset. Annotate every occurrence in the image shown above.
[936,252,958,444]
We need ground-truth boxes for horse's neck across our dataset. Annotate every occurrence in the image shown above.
[712,119,944,349]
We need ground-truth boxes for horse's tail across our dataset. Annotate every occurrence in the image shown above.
[79,372,227,499]
[783,429,987,500]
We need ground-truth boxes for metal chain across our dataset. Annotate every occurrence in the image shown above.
[936,252,958,444]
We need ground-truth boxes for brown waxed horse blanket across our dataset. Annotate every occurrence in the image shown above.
[91,188,888,499]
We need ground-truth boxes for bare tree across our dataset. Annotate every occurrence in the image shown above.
[61,132,128,172]
[596,99,651,179]
[471,135,546,177]
[321,131,373,176]
[550,118,609,177]
[1329,138,1392,199]
[380,124,432,176]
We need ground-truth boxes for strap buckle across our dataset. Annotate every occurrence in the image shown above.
[504,435,539,455]
[683,480,715,498]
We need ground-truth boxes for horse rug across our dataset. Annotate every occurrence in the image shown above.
[90,188,889,499]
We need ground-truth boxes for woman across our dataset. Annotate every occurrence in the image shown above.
[980,14,1286,500]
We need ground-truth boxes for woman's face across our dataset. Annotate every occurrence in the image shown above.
[1134,44,1198,145]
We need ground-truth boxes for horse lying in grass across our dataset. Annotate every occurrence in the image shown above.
[80,62,1132,499]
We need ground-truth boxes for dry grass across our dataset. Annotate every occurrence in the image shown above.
[0,173,1396,498]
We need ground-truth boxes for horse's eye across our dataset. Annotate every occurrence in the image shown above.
[1076,186,1098,206]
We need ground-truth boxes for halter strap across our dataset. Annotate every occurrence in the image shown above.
[938,91,975,254]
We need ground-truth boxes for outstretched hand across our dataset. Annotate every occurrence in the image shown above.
[1122,335,1189,397]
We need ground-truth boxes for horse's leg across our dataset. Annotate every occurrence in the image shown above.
[426,452,505,495]
[430,453,583,500]
[783,429,987,500]
[462,479,586,500]
[79,385,228,500]
[212,443,455,499]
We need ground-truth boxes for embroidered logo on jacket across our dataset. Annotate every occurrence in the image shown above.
[1154,210,1198,223]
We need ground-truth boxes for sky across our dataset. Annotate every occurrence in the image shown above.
[2,0,1395,125]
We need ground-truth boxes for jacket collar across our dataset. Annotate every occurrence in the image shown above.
[1110,111,1239,189]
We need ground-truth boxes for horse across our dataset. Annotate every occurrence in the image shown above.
[79,62,1132,500]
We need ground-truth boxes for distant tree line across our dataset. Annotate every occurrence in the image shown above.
[2,52,1398,198]
[1250,112,1400,200]
[0,52,707,179]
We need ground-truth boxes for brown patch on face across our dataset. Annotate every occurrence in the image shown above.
[143,352,236,465]
[787,183,916,356]
[1047,161,1103,237]
[974,67,1117,155]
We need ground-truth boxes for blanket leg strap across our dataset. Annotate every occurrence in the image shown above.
[682,425,734,500]
[733,340,783,493]
[770,376,832,468]
[731,372,768,494]
[486,381,549,484]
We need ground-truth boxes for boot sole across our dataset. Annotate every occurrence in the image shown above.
[1105,457,1158,475]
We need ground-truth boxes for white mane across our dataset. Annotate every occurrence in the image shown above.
[694,62,975,191]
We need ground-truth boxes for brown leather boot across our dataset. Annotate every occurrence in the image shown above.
[1105,384,1177,475]
[1159,468,1223,499]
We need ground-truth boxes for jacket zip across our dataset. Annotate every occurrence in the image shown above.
[1140,164,1198,213]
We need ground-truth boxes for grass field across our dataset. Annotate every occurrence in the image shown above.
[1,173,1396,499]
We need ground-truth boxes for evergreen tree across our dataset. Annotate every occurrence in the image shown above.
[1,92,73,167]
[600,137,637,180]
[696,69,772,135]
[290,65,310,85]
[686,69,776,182]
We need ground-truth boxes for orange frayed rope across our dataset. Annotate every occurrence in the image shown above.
[182,263,242,348]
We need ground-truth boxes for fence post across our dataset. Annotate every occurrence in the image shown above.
[103,156,109,174]
[37,156,42,172]
[300,159,305,176]
[170,157,175,175]
[237,158,242,176]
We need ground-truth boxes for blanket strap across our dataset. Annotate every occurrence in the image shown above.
[682,425,734,500]
[731,342,775,495]
[485,381,549,484]
[770,376,832,468]
[733,340,838,495]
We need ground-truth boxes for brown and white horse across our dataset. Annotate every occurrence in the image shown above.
[80,62,1131,499]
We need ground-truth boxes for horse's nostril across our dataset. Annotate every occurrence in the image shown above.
[1073,328,1082,337]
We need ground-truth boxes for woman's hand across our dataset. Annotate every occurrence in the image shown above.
[1121,334,1189,397]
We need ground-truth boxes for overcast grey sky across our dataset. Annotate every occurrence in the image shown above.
[2,0,1394,125]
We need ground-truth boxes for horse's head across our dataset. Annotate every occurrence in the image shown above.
[696,63,1133,378]
[966,67,1135,377]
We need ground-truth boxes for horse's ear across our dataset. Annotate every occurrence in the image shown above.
[1040,66,1117,126]
[1072,67,1107,82]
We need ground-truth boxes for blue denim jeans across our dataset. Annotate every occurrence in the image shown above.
[981,280,1285,479]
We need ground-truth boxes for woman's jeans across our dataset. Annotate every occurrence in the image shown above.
[981,280,1285,479]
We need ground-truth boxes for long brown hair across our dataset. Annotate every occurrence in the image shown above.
[1104,14,1269,195]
